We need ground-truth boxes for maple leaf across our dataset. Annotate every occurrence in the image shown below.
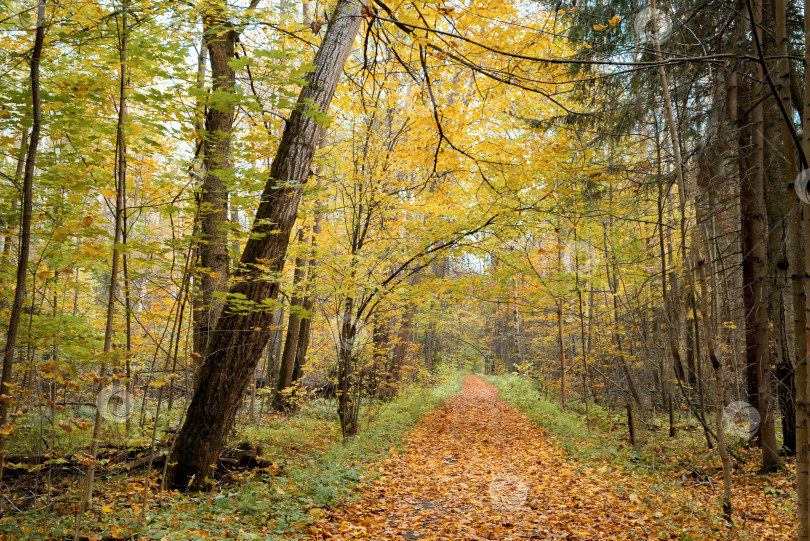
[609,15,622,26]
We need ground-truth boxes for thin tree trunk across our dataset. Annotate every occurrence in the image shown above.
[0,0,46,460]
[79,0,127,514]
[291,209,323,385]
[751,0,781,471]
[651,7,717,448]
[2,132,28,263]
[799,0,810,533]
[762,0,796,457]
[696,253,733,522]
[574,230,590,431]
[655,139,676,438]
[273,228,308,410]
[557,227,567,408]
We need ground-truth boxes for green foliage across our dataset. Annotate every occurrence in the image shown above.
[0,373,463,540]
[147,375,463,540]
[484,373,591,441]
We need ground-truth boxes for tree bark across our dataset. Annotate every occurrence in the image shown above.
[80,0,128,511]
[696,254,733,522]
[193,6,237,356]
[272,228,308,410]
[0,0,46,458]
[1,132,27,263]
[557,227,566,408]
[750,0,781,471]
[799,0,810,533]
[762,0,796,457]
[167,0,364,489]
[291,210,323,384]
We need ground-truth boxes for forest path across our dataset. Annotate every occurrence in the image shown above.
[308,375,662,540]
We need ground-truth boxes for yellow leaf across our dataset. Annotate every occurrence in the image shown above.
[149,380,167,387]
[275,486,286,495]
[0,424,13,436]
[609,15,621,26]
[593,24,607,30]
[101,505,114,513]
[99,188,115,198]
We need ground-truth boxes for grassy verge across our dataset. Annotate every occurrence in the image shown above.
[485,372,796,540]
[0,372,463,541]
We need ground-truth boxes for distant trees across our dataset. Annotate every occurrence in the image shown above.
[0,0,808,537]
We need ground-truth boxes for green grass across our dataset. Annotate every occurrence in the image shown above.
[0,371,464,540]
[483,373,618,459]
[484,372,798,540]
[485,373,712,472]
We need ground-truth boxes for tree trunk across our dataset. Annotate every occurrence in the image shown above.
[167,0,364,490]
[655,139,676,438]
[696,254,733,521]
[762,0,796,457]
[337,300,362,438]
[799,0,810,533]
[750,0,781,471]
[193,6,237,356]
[80,0,128,512]
[557,227,567,408]
[1,132,27,263]
[0,0,45,458]
[291,210,322,385]
[272,228,308,410]
[391,274,419,383]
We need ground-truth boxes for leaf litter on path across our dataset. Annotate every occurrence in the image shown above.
[307,375,791,540]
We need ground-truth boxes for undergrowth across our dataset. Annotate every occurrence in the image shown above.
[486,372,797,540]
[0,371,464,541]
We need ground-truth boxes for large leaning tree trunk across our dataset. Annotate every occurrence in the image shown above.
[168,0,364,490]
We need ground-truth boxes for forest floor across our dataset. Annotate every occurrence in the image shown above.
[307,375,795,541]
